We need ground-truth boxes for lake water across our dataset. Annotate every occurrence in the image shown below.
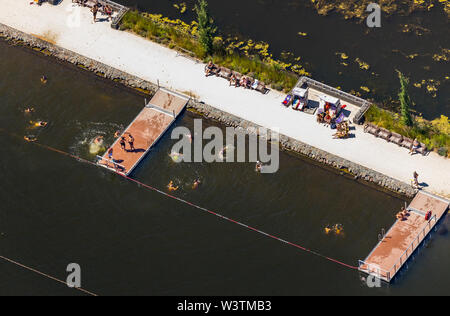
[117,0,449,120]
[0,40,448,295]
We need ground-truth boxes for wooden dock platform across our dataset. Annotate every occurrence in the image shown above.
[98,88,189,175]
[359,191,449,282]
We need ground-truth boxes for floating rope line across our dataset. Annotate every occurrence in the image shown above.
[1,129,358,279]
[0,255,98,296]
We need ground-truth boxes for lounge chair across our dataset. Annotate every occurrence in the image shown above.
[363,123,379,136]
[218,67,232,79]
[377,128,392,140]
[416,143,428,155]
[389,132,403,146]
[255,81,267,94]
[282,94,293,106]
[400,137,414,149]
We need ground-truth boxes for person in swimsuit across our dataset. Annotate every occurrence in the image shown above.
[120,136,126,151]
[168,181,178,191]
[128,133,135,152]
[192,179,201,190]
[91,4,98,23]
[40,75,47,84]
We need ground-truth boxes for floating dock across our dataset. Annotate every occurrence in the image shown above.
[98,88,189,175]
[359,191,449,282]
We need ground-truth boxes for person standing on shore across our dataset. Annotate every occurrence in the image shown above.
[413,171,419,189]
[91,4,98,23]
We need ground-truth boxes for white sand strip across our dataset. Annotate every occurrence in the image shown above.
[1,0,449,197]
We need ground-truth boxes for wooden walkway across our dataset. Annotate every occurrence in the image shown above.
[98,88,189,175]
[359,191,449,282]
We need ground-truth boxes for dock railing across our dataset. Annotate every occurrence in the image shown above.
[358,260,391,282]
[385,214,437,280]
[360,214,438,282]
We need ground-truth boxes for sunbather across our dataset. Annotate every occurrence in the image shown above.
[229,74,237,87]
[409,138,420,155]
[251,79,259,90]
[205,61,215,77]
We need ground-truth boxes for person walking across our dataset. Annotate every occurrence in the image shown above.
[128,133,135,152]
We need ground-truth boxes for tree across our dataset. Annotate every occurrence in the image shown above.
[195,0,217,55]
[397,70,413,126]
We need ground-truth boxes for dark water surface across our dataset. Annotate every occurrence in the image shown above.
[117,0,449,120]
[0,41,449,295]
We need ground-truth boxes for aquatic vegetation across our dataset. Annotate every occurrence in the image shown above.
[173,2,187,14]
[355,58,370,70]
[308,0,448,21]
[120,10,309,91]
[432,48,450,62]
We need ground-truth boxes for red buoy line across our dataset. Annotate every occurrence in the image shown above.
[0,255,98,296]
[0,128,358,294]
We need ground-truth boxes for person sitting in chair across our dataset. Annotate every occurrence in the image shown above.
[205,61,215,77]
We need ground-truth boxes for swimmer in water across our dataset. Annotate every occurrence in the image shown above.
[168,181,178,192]
[24,107,34,114]
[24,135,37,142]
[30,120,48,127]
[324,225,332,234]
[40,75,47,84]
[192,179,201,190]
[255,160,262,173]
[114,131,121,138]
[334,224,344,235]
[94,136,104,145]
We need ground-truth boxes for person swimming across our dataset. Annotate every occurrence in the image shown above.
[334,224,344,235]
[24,107,34,114]
[24,135,37,142]
[94,136,104,145]
[255,160,262,173]
[114,130,121,138]
[324,225,332,234]
[169,151,183,163]
[30,120,48,127]
[168,181,179,191]
[192,179,201,190]
[40,75,47,84]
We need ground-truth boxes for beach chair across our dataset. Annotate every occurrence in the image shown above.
[282,94,293,106]
[416,143,428,155]
[256,82,267,94]
[363,123,379,136]
[400,137,414,149]
[389,132,403,146]
[218,67,232,79]
[377,128,392,140]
